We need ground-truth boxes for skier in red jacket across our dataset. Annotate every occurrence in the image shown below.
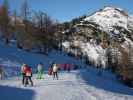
[48,66,53,75]
[24,65,33,86]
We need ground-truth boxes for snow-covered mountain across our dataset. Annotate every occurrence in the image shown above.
[62,6,133,70]
[83,6,133,33]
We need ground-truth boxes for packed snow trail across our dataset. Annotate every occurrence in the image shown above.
[0,70,133,100]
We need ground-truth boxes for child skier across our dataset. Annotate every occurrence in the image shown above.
[37,63,43,79]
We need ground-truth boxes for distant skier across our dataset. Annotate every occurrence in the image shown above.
[66,64,71,72]
[48,61,54,75]
[0,65,4,80]
[21,64,27,85]
[64,64,67,71]
[73,64,79,70]
[24,65,33,86]
[59,64,64,70]
[48,66,53,76]
[37,63,43,79]
[52,64,59,80]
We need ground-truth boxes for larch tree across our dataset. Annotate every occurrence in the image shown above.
[0,0,11,44]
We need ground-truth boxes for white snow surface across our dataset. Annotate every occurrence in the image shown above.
[0,69,133,100]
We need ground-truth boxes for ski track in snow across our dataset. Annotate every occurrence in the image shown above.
[0,70,133,100]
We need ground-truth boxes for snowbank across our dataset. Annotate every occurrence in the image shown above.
[62,40,107,68]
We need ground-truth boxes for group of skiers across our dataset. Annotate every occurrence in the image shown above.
[0,62,75,87]
[21,62,60,86]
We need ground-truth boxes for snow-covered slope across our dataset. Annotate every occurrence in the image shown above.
[0,69,133,100]
[84,6,133,32]
[62,40,107,68]
[0,41,83,77]
[128,15,133,30]
[0,34,133,100]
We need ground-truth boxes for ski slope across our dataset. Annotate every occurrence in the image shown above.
[0,40,83,77]
[0,69,133,100]
[0,40,133,100]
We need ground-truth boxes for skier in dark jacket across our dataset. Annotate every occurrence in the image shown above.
[66,64,71,72]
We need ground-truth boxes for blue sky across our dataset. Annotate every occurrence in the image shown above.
[0,0,132,22]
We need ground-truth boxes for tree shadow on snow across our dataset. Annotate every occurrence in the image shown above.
[78,69,133,96]
[0,85,35,100]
